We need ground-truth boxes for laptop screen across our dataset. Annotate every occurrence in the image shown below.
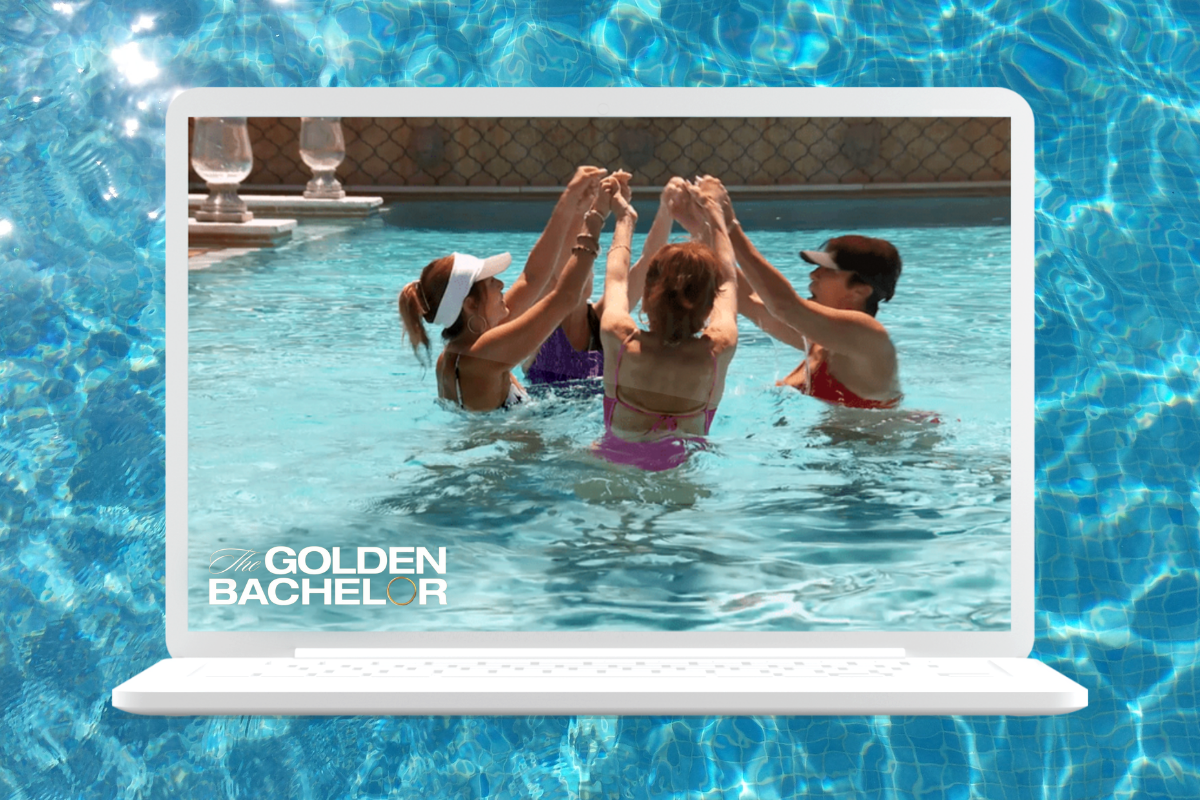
[168,89,1033,655]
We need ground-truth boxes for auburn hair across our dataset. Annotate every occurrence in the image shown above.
[641,242,719,344]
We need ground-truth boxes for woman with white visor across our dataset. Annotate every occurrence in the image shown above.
[397,166,611,411]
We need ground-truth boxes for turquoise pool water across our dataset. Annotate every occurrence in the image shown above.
[188,219,1012,633]
[3,2,1199,798]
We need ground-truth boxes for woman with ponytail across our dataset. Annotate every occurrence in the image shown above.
[397,166,610,411]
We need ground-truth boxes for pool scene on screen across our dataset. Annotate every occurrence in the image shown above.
[187,210,1012,633]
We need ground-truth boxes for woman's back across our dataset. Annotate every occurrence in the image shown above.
[603,331,731,438]
[437,349,527,412]
[593,174,738,469]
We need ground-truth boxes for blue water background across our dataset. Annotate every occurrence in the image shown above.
[1,2,1198,798]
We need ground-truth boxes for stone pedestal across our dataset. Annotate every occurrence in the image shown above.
[187,194,383,219]
[188,218,297,248]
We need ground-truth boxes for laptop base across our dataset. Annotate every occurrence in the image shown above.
[113,656,1086,716]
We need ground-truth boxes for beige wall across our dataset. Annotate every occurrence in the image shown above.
[189,117,1010,189]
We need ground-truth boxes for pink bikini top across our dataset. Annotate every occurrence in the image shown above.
[602,336,719,435]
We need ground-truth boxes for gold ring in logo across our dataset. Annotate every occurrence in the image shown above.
[386,576,418,606]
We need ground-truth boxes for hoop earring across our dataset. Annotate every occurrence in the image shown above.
[467,315,488,336]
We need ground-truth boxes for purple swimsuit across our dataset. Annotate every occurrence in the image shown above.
[525,304,604,386]
[525,327,603,385]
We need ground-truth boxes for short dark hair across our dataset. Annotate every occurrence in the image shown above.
[823,235,902,317]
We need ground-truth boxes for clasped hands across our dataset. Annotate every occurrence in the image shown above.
[571,167,734,240]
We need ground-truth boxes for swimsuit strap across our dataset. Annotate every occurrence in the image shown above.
[608,332,718,433]
[707,348,720,404]
[613,330,634,384]
[452,352,465,409]
[586,303,602,352]
[802,337,811,396]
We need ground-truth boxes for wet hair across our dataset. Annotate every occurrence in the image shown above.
[641,242,719,344]
[824,235,902,317]
[397,255,488,364]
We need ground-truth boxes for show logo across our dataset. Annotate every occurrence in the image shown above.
[207,546,448,607]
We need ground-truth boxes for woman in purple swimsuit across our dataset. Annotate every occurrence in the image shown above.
[593,174,739,471]
[523,178,684,389]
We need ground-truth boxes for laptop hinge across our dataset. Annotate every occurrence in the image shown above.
[294,647,908,659]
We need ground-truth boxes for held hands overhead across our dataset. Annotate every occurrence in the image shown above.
[570,168,733,239]
[601,170,636,223]
[591,174,615,220]
[566,166,607,210]
[696,175,737,230]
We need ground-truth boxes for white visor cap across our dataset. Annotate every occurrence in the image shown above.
[799,249,841,271]
[431,252,512,327]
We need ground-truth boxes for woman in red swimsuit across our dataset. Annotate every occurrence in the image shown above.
[704,178,904,410]
[593,174,738,470]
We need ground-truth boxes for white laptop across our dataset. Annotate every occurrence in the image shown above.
[112,87,1087,716]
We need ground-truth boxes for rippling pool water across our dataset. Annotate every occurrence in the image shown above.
[188,214,1011,632]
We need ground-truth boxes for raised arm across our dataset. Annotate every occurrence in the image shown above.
[471,200,606,370]
[634,179,682,305]
[589,176,678,322]
[598,173,640,346]
[556,180,614,351]
[501,166,605,320]
[692,178,737,352]
[708,177,890,361]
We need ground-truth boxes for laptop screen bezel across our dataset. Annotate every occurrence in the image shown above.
[166,87,1034,658]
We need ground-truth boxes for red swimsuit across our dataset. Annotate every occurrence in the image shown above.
[801,358,901,410]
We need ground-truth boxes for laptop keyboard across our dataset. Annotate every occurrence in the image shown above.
[202,659,1003,679]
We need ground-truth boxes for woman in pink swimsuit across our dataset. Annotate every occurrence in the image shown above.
[593,174,738,471]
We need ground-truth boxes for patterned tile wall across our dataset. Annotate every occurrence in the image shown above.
[188,117,1010,189]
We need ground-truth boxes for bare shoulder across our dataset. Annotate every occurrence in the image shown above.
[599,313,638,344]
[843,315,897,377]
[860,314,893,350]
[701,328,738,360]
[827,307,891,347]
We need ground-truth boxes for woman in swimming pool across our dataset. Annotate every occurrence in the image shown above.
[594,174,738,470]
[523,177,688,389]
[397,166,610,411]
[702,176,904,410]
